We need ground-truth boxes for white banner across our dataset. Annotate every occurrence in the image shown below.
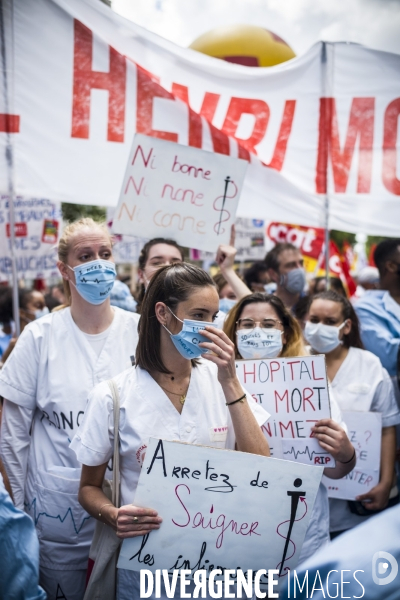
[0,195,61,281]
[1,0,400,236]
[118,438,322,581]
[323,411,381,501]
[235,357,334,466]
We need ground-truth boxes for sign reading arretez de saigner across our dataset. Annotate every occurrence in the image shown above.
[118,439,322,583]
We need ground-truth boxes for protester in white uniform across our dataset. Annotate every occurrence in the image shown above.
[223,292,356,563]
[0,218,140,600]
[70,263,270,599]
[305,290,400,537]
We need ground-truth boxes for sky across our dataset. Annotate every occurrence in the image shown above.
[112,0,400,57]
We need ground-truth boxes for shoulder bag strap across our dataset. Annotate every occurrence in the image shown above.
[107,379,121,509]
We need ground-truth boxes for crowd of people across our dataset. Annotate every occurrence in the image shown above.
[0,218,399,600]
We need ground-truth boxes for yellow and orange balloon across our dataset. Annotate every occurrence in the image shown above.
[190,24,295,68]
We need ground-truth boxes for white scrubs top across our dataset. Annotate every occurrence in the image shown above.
[0,306,140,569]
[328,346,400,532]
[70,360,269,507]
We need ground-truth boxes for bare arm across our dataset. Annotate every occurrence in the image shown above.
[79,463,162,538]
[200,327,270,457]
[0,400,33,508]
[356,425,396,510]
[216,226,252,301]
[312,418,356,479]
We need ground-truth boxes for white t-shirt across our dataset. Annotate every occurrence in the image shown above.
[70,361,269,508]
[329,346,400,532]
[0,306,140,568]
[82,328,112,358]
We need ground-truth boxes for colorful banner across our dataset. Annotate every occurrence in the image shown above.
[1,0,400,236]
[266,221,356,295]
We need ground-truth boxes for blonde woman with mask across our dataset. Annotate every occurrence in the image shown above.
[0,218,140,600]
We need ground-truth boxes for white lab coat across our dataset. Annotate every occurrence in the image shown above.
[0,306,140,570]
[70,360,269,599]
[328,347,400,532]
[70,360,269,507]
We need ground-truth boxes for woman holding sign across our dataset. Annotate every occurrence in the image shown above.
[305,290,400,537]
[0,218,140,600]
[71,263,270,599]
[223,292,356,563]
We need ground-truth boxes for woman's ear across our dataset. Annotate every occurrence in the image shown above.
[57,260,69,281]
[342,319,352,337]
[154,302,169,325]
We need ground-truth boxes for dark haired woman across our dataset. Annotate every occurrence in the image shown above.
[223,292,356,563]
[0,287,48,363]
[136,238,184,313]
[305,290,400,537]
[71,263,270,598]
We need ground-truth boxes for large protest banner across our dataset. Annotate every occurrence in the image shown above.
[118,438,323,582]
[236,357,334,466]
[323,411,381,500]
[0,196,61,281]
[112,135,247,252]
[1,0,400,236]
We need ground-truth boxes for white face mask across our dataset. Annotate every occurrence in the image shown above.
[304,320,347,354]
[236,327,283,359]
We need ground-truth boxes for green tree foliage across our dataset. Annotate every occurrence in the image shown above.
[61,203,107,224]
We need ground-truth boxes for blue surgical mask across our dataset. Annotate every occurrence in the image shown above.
[304,321,347,354]
[264,282,277,294]
[236,327,283,359]
[281,268,306,295]
[68,259,116,305]
[163,308,214,359]
[34,307,49,320]
[219,298,237,313]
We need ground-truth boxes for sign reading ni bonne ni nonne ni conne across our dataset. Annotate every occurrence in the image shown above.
[236,356,334,467]
[118,439,322,582]
[112,134,248,252]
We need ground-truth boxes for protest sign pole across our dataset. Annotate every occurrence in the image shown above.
[0,0,20,335]
[321,41,331,290]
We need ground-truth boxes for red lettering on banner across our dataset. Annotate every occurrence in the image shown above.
[171,83,230,155]
[171,83,202,148]
[265,100,296,171]
[136,66,178,142]
[0,114,20,133]
[71,20,126,142]
[382,98,400,195]
[316,97,375,194]
[222,98,270,158]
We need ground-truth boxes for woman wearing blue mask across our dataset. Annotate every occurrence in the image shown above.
[0,218,140,600]
[71,263,270,600]
[224,292,356,564]
[306,291,400,538]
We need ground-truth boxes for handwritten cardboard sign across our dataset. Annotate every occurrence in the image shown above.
[118,439,322,583]
[235,357,334,467]
[112,134,248,252]
[323,411,382,500]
